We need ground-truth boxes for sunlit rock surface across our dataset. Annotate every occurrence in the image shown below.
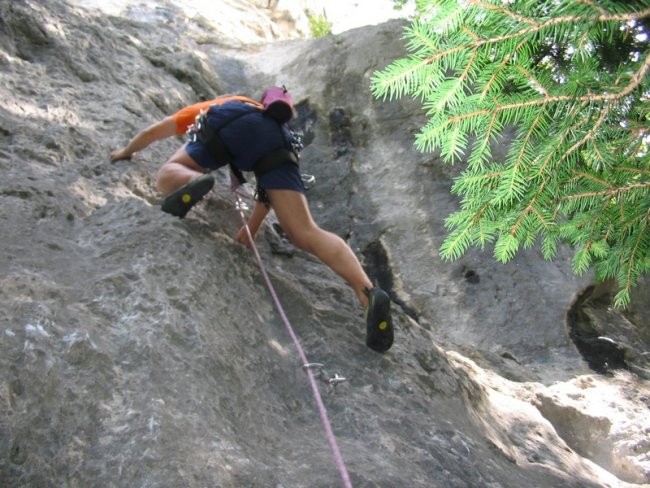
[1,1,648,486]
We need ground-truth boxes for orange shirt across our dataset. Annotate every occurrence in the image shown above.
[171,95,263,135]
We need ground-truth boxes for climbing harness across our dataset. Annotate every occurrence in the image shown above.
[233,191,352,488]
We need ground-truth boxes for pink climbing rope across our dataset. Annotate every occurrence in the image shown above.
[233,191,353,488]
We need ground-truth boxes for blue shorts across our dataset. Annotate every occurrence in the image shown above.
[257,162,305,193]
[185,141,305,194]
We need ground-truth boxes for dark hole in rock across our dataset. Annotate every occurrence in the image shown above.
[464,269,480,284]
[328,108,352,157]
[291,100,318,147]
[567,285,628,374]
[363,240,418,321]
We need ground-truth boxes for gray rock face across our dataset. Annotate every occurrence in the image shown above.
[1,1,648,487]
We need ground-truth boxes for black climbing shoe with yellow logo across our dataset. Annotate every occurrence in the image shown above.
[364,287,393,353]
[161,174,215,218]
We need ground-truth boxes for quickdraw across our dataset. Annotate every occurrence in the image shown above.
[303,363,347,388]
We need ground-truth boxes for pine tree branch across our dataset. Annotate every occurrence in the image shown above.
[494,52,649,112]
[559,103,612,165]
[564,180,650,200]
[514,64,548,97]
[569,170,613,190]
[576,0,606,17]
[501,105,548,212]
[469,0,537,26]
[612,166,650,177]
[617,208,650,307]
[444,50,648,149]
[426,5,650,69]
[480,37,529,99]
[375,1,650,306]
[533,101,589,177]
[508,177,550,237]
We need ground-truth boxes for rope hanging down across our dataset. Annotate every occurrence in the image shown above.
[233,190,353,488]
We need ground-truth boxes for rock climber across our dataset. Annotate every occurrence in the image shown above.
[112,87,394,352]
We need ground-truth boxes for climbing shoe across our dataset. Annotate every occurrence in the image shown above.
[364,287,394,353]
[161,174,215,218]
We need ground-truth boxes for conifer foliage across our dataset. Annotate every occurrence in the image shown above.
[372,0,650,307]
